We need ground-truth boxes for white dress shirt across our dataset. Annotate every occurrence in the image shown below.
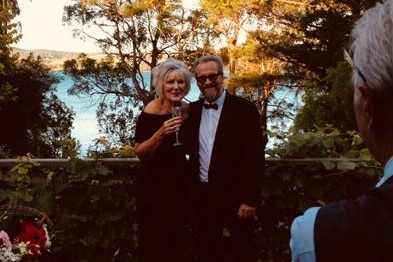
[198,90,226,182]
[290,155,393,262]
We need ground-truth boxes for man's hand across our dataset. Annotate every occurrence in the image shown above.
[237,204,256,219]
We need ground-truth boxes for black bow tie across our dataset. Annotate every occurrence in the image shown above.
[203,103,218,110]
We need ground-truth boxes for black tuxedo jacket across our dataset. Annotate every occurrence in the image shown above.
[314,177,393,262]
[183,92,264,210]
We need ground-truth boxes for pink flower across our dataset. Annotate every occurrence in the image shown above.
[0,230,12,248]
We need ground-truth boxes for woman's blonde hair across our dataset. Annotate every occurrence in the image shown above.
[152,58,192,97]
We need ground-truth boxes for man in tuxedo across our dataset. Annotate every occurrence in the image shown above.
[290,1,393,261]
[184,55,264,262]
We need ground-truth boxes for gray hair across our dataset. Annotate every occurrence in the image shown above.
[350,0,393,131]
[152,58,192,97]
[193,55,224,76]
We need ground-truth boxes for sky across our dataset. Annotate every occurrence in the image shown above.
[14,0,199,53]
[14,0,100,53]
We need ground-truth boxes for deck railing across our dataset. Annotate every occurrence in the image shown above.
[0,157,370,167]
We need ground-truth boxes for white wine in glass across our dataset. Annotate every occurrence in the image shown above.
[171,106,183,146]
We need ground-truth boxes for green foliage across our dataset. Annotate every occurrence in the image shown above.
[63,54,140,148]
[257,159,380,261]
[59,138,80,159]
[258,126,381,261]
[326,61,358,130]
[0,145,11,158]
[0,151,382,261]
[0,54,76,158]
[0,155,139,261]
[0,154,54,210]
[0,0,21,110]
[0,1,386,260]
[294,61,357,132]
[48,159,138,262]
[256,0,371,81]
[62,0,222,148]
[0,131,383,261]
[87,137,135,159]
[200,0,258,74]
[269,126,365,158]
[249,1,381,137]
[0,0,21,70]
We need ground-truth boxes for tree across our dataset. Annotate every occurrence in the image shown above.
[63,53,139,146]
[226,36,301,152]
[293,61,357,131]
[64,0,218,103]
[0,54,76,157]
[252,0,379,132]
[0,0,21,107]
[0,0,76,157]
[199,0,266,75]
[62,0,219,146]
[256,0,367,80]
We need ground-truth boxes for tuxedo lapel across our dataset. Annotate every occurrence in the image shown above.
[193,99,204,129]
[212,93,232,148]
[187,99,204,150]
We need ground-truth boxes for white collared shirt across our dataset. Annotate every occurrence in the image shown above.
[198,90,226,182]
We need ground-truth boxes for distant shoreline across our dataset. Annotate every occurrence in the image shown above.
[11,47,105,70]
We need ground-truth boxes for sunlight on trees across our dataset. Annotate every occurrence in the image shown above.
[1,0,382,156]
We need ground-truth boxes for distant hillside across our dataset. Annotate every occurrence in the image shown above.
[11,47,105,70]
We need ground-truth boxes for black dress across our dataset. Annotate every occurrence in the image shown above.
[134,112,190,262]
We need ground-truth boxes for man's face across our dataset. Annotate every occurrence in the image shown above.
[195,61,224,103]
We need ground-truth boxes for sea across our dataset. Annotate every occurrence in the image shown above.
[53,72,201,156]
[54,72,301,157]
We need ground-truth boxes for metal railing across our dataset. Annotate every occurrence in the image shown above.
[0,157,372,168]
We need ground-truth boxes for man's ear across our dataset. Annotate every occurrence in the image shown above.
[358,83,375,131]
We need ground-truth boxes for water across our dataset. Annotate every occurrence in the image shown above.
[54,72,201,156]
[54,72,301,157]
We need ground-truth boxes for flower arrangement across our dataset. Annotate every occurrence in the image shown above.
[0,206,52,262]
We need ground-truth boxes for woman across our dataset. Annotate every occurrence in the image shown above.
[133,58,192,262]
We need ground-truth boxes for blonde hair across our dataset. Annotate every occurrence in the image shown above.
[152,58,192,97]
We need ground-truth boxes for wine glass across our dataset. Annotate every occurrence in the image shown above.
[171,106,183,146]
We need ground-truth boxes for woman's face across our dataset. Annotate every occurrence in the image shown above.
[162,69,187,102]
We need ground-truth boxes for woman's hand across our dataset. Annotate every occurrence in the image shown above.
[161,116,183,135]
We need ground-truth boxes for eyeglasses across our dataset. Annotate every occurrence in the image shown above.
[343,49,368,85]
[195,72,222,84]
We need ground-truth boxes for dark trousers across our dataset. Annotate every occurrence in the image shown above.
[193,182,257,262]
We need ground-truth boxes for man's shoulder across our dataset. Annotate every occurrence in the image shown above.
[225,92,258,113]
[224,92,246,103]
[318,183,393,216]
[314,184,393,261]
[189,99,203,108]
[315,183,393,241]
